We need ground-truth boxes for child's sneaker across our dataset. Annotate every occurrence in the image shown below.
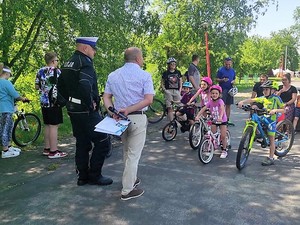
[2,150,20,158]
[220,150,228,159]
[261,157,274,166]
[42,148,50,156]
[48,150,68,159]
[8,146,21,153]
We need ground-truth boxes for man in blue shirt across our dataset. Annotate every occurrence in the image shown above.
[216,57,236,126]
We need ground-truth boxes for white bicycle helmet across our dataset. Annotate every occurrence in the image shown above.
[166,57,177,64]
[228,86,238,97]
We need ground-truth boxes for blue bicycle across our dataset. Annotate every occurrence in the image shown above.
[236,105,294,170]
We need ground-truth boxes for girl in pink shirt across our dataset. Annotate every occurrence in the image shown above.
[187,77,212,107]
[195,85,228,158]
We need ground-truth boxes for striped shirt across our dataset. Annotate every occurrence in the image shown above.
[104,63,155,111]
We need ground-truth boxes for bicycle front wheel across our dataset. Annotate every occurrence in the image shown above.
[198,138,214,164]
[162,122,177,141]
[146,98,166,124]
[275,119,294,157]
[189,122,203,150]
[236,126,253,170]
[12,113,41,147]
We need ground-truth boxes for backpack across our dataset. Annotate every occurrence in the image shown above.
[48,69,67,107]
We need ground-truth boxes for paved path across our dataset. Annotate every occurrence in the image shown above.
[1,97,300,225]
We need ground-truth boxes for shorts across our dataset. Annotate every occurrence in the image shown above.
[42,106,63,125]
[295,107,300,118]
[164,89,181,108]
[221,89,234,105]
[265,117,276,137]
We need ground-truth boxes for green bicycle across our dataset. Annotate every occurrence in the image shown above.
[236,105,294,170]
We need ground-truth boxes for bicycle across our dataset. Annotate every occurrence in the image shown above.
[197,116,231,164]
[162,103,194,141]
[188,104,206,150]
[236,105,294,170]
[12,101,41,147]
[145,98,166,124]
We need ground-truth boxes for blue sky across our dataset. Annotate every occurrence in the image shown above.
[248,0,300,37]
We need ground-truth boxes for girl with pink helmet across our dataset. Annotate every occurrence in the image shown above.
[187,76,212,107]
[195,84,229,159]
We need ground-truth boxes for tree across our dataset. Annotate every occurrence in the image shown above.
[146,0,278,86]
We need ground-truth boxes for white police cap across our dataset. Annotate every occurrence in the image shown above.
[76,37,98,49]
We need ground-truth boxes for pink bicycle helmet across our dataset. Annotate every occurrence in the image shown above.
[210,85,222,93]
[201,77,213,86]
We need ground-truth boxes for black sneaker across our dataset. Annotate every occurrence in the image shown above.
[121,188,144,201]
[133,178,141,188]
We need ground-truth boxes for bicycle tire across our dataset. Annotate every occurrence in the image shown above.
[12,113,41,147]
[236,126,253,170]
[226,130,231,149]
[275,119,294,157]
[189,122,203,150]
[146,98,166,124]
[162,122,177,141]
[198,138,214,164]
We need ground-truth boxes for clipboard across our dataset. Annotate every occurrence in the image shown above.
[94,116,131,136]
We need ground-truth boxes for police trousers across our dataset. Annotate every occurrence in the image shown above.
[68,111,110,181]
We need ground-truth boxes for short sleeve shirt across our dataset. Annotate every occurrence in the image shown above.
[105,63,155,111]
[254,95,284,120]
[217,67,236,90]
[35,67,61,106]
[162,70,182,90]
[206,98,227,122]
[0,78,20,113]
[252,82,264,97]
[187,63,200,88]
[278,85,297,103]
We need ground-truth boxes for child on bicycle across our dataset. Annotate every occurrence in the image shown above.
[237,80,285,166]
[0,64,28,158]
[195,85,228,158]
[176,81,195,132]
[187,76,213,107]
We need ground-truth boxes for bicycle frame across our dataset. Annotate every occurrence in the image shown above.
[242,110,288,150]
[203,120,221,149]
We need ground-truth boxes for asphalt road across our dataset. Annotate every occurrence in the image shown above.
[0,97,300,225]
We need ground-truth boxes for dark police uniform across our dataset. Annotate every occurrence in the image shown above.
[58,50,110,183]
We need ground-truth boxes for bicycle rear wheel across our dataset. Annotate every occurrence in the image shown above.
[146,98,166,124]
[162,122,177,141]
[236,126,253,170]
[198,138,214,164]
[189,122,203,150]
[275,119,294,157]
[12,113,41,147]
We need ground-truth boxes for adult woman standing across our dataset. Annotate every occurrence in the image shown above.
[277,73,297,122]
[161,57,182,121]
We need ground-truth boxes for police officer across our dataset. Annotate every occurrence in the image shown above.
[58,37,112,186]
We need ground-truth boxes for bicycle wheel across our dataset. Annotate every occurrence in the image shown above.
[275,119,294,157]
[226,130,231,149]
[189,122,203,150]
[146,98,166,124]
[162,122,177,141]
[236,126,253,170]
[198,138,214,164]
[12,113,41,147]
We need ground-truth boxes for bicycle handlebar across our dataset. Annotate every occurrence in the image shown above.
[236,103,274,115]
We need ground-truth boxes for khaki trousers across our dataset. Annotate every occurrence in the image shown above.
[121,114,147,195]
